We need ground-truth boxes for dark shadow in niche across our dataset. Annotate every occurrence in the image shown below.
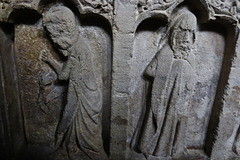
[0,22,14,40]
[9,9,41,25]
[132,77,154,153]
[183,0,209,23]
[136,18,167,33]
[204,19,238,157]
[80,14,113,156]
[0,22,26,160]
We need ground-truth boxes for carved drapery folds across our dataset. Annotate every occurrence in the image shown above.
[137,0,183,13]
[1,0,240,160]
[41,6,107,160]
[137,10,197,159]
[70,0,113,14]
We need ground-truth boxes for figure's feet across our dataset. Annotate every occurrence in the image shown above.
[233,141,240,155]
[144,154,170,160]
[45,147,69,160]
[173,149,209,160]
[69,147,108,160]
[55,132,64,147]
[67,143,91,160]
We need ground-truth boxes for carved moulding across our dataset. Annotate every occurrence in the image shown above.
[208,0,240,22]
[135,0,240,28]
[0,0,114,23]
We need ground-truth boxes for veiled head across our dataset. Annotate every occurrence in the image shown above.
[43,6,78,55]
[169,11,197,58]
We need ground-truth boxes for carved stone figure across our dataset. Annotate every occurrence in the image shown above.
[38,71,65,114]
[2,1,240,160]
[137,10,197,158]
[71,0,113,13]
[232,122,240,155]
[137,0,179,13]
[41,5,107,160]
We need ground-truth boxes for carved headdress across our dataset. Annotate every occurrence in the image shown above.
[42,5,79,56]
[158,10,197,50]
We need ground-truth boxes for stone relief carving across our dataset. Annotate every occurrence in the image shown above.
[38,70,65,114]
[1,0,240,160]
[136,10,198,159]
[0,0,10,9]
[208,0,240,22]
[70,0,113,14]
[233,124,240,155]
[137,0,182,13]
[41,5,107,160]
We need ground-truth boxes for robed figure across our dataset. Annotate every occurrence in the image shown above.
[138,10,197,158]
[42,5,107,160]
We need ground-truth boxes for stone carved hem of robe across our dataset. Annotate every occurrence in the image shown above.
[138,44,195,157]
[55,36,106,159]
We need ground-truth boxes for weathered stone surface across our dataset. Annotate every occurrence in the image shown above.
[42,6,107,159]
[15,22,66,145]
[0,22,25,160]
[1,0,240,160]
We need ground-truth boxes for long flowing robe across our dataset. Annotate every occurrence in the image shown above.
[138,44,195,157]
[56,36,106,159]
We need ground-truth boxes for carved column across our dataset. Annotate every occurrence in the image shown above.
[110,1,136,159]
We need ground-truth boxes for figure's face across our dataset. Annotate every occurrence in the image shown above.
[174,19,195,52]
[45,14,76,51]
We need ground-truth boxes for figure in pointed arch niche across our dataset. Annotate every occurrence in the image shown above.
[41,5,107,160]
[137,10,197,159]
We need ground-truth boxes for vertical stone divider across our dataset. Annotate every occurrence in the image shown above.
[0,23,26,159]
[110,1,137,160]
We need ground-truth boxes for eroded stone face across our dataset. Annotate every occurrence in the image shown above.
[43,6,77,52]
[1,0,240,160]
[170,11,197,58]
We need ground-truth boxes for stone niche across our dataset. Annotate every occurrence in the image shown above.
[1,0,240,160]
